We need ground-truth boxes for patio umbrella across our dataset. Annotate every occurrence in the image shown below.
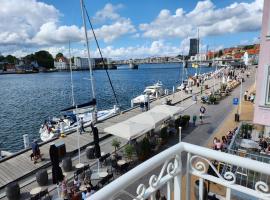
[128,110,170,129]
[150,105,183,117]
[104,120,152,140]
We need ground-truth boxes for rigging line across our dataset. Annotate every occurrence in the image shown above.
[83,3,120,107]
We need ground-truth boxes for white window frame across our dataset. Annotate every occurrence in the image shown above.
[266,65,270,105]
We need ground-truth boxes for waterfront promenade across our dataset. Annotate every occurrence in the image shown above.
[0,71,218,198]
[0,68,255,199]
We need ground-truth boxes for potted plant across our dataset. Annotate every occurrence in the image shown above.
[160,126,168,144]
[111,139,121,154]
[124,144,135,161]
[181,115,190,127]
[208,95,216,104]
[138,137,151,161]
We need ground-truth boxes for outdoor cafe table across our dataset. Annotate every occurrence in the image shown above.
[117,160,126,166]
[30,187,42,196]
[91,171,108,180]
[239,139,260,149]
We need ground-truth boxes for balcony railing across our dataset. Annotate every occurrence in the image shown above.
[89,142,270,200]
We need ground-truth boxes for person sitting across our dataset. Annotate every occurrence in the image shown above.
[215,139,222,151]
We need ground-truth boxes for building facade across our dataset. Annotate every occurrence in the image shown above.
[254,0,270,131]
[54,57,69,71]
[74,57,95,70]
[189,38,199,56]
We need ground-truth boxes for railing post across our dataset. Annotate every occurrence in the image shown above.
[186,152,191,200]
[199,178,204,200]
[174,157,182,200]
[226,187,231,200]
[179,127,182,143]
[167,180,172,200]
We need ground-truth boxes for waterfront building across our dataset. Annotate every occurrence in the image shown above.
[54,56,69,71]
[190,53,206,61]
[189,38,199,56]
[254,0,270,136]
[74,57,91,70]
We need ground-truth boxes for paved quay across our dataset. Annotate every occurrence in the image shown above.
[114,68,256,199]
[0,70,219,198]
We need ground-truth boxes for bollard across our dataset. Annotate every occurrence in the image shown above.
[23,134,30,149]
[36,169,48,186]
[131,100,134,108]
[6,182,20,200]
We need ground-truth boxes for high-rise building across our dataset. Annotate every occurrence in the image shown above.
[189,38,199,56]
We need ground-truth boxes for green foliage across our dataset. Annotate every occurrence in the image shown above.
[218,50,223,57]
[209,95,217,104]
[139,137,151,160]
[5,55,17,64]
[181,115,190,127]
[124,144,135,161]
[111,139,121,152]
[243,45,255,50]
[55,52,64,59]
[160,127,168,142]
[34,50,54,68]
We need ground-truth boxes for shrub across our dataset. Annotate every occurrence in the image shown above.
[111,139,121,153]
[160,127,168,143]
[138,137,151,160]
[124,144,135,161]
[181,115,190,127]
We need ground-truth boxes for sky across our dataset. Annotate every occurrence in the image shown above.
[0,0,264,59]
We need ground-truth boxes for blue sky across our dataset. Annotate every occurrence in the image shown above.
[0,0,263,58]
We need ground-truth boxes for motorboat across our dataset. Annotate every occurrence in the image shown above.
[131,81,165,107]
[40,106,119,141]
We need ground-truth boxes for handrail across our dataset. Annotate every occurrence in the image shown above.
[90,142,270,200]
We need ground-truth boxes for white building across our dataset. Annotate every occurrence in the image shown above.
[190,53,207,61]
[54,57,69,71]
[74,57,95,70]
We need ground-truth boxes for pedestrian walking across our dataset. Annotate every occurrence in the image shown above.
[140,102,144,112]
[199,105,206,123]
[192,115,197,126]
[79,117,85,133]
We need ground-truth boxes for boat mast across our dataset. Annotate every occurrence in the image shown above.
[197,27,200,75]
[80,0,96,100]
[69,41,75,107]
[80,0,97,121]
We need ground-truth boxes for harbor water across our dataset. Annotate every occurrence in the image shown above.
[0,63,213,152]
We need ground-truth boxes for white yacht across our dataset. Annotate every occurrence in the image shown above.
[39,106,119,142]
[131,81,165,107]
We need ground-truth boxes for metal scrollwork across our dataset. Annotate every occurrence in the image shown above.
[136,184,146,200]
[135,154,181,199]
[255,181,270,197]
[190,155,236,184]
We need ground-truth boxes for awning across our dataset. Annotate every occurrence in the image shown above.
[150,105,183,117]
[128,110,170,129]
[103,120,152,140]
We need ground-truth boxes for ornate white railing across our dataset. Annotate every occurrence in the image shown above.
[89,142,270,200]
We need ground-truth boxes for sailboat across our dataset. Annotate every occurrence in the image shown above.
[39,1,120,142]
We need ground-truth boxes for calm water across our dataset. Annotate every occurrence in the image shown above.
[0,63,213,152]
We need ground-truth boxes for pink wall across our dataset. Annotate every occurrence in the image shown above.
[253,0,270,126]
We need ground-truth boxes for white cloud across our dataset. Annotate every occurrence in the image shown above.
[93,3,123,22]
[0,1,136,53]
[140,0,263,39]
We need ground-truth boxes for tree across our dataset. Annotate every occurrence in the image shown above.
[218,50,223,57]
[55,52,64,59]
[24,54,36,63]
[34,50,54,68]
[5,55,17,64]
